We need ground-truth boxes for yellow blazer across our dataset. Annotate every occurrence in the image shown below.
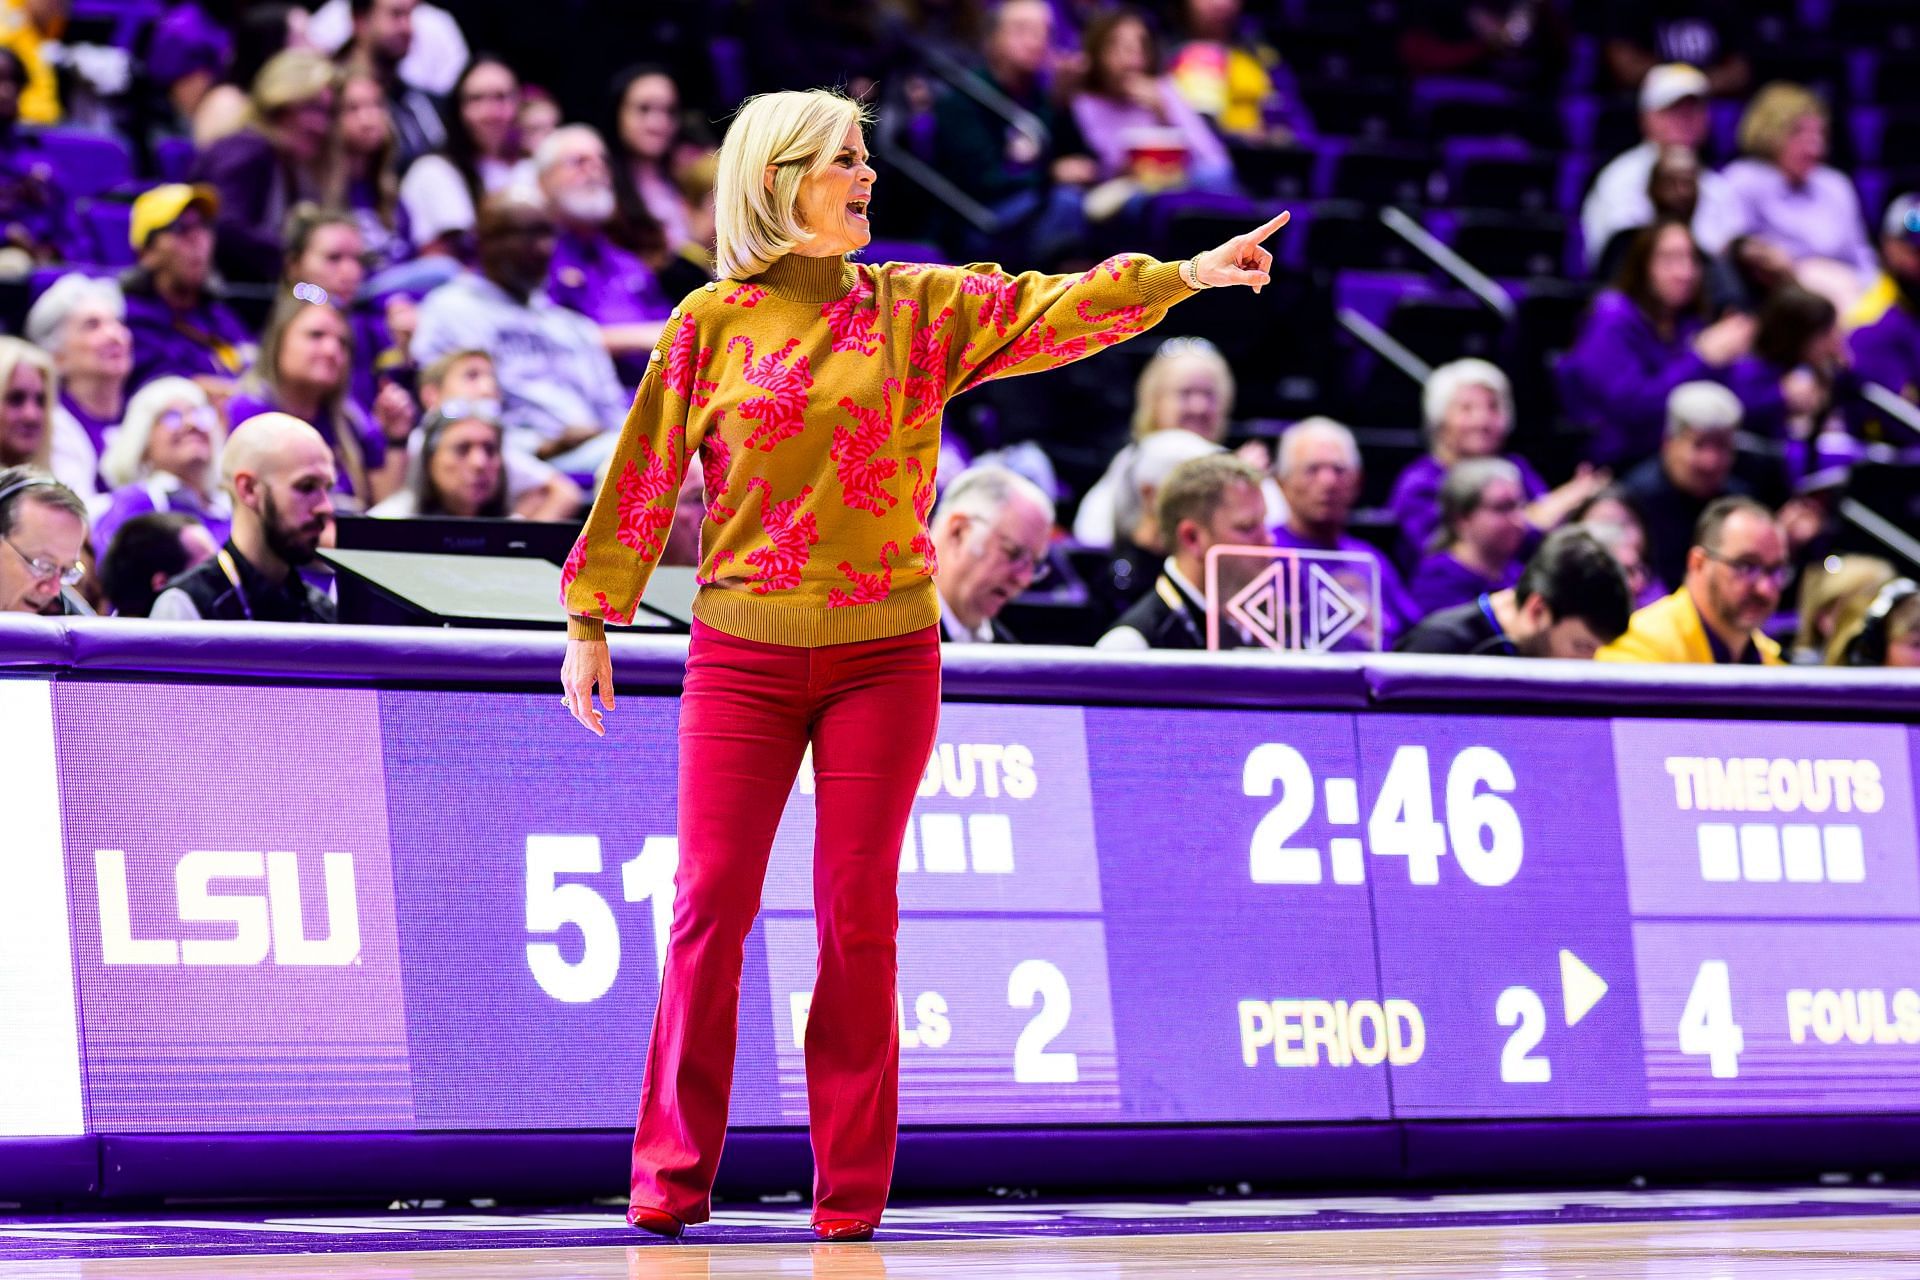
[1596,588,1783,665]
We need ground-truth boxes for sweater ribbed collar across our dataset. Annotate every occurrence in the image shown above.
[750,253,855,303]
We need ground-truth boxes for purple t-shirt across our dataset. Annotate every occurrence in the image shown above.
[1850,297,1920,402]
[1385,452,1548,572]
[94,475,232,554]
[124,284,255,390]
[228,392,385,497]
[1557,290,1715,469]
[547,228,671,385]
[1409,550,1521,618]
[1268,523,1420,650]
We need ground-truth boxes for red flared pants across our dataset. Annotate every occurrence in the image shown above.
[631,618,941,1227]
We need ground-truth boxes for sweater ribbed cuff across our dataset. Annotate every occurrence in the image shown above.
[1139,259,1197,307]
[567,615,606,642]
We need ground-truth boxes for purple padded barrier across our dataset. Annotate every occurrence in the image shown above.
[0,615,76,669]
[1364,651,1920,717]
[56,618,690,691]
[30,617,1377,709]
[97,1126,1401,1203]
[937,644,1373,709]
[0,1139,98,1202]
[1401,1115,1920,1183]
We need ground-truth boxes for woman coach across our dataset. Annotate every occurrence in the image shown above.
[558,87,1285,1242]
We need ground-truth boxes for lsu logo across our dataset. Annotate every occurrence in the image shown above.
[94,849,361,966]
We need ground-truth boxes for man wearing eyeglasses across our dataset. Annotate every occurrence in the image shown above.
[1599,494,1785,664]
[930,464,1055,644]
[0,466,87,615]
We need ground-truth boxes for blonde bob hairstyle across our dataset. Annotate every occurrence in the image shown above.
[1129,336,1235,443]
[1738,82,1826,162]
[713,89,872,282]
[0,337,58,471]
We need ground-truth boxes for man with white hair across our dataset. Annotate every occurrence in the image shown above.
[536,124,672,383]
[26,273,133,499]
[1620,380,1751,591]
[149,413,337,622]
[930,463,1055,643]
[1270,416,1419,649]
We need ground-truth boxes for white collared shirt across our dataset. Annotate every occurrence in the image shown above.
[938,592,996,644]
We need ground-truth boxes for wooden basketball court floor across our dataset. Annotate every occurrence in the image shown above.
[7,1188,1920,1279]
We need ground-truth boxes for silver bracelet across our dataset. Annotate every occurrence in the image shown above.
[1183,254,1209,290]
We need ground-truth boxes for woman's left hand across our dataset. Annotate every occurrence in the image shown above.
[1192,211,1290,293]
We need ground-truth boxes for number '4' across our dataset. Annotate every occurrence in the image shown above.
[1369,747,1446,884]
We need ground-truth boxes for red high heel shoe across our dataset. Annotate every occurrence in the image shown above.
[813,1218,875,1242]
[627,1205,685,1239]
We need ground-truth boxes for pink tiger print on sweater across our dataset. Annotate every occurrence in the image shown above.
[564,251,1194,647]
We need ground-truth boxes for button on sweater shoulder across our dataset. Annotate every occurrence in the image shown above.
[563,252,1195,646]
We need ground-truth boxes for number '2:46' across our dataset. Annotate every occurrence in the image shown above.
[1243,744,1524,887]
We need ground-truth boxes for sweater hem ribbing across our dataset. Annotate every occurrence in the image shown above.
[692,580,940,647]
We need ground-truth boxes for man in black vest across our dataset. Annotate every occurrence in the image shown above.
[1096,454,1272,651]
[150,413,337,623]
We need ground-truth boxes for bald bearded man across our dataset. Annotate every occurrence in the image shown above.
[150,413,338,623]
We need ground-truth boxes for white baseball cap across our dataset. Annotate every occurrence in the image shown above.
[1640,63,1710,113]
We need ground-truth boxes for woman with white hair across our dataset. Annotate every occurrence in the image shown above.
[25,273,134,501]
[557,87,1286,1243]
[1386,357,1608,569]
[1409,455,1531,616]
[92,376,232,553]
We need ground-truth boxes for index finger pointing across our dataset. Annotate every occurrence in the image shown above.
[1241,210,1291,245]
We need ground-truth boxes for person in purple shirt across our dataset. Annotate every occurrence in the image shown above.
[1387,358,1605,572]
[189,48,341,283]
[533,124,670,387]
[1848,194,1920,406]
[1559,218,1754,468]
[94,375,233,553]
[282,204,405,412]
[1719,83,1877,299]
[121,184,257,395]
[228,291,415,507]
[1270,416,1419,650]
[334,65,415,275]
[1409,457,1529,617]
[25,274,134,499]
[0,47,77,265]
[1723,284,1845,446]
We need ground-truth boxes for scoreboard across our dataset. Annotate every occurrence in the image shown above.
[7,675,1919,1137]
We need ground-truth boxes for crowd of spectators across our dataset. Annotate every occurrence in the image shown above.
[0,0,1916,673]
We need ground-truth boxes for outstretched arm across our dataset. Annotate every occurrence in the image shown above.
[935,212,1291,396]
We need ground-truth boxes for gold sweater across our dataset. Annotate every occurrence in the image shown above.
[563,251,1195,646]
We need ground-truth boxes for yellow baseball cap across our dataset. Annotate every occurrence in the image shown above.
[129,183,219,251]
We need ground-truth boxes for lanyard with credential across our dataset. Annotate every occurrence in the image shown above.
[216,549,254,621]
[1155,574,1207,647]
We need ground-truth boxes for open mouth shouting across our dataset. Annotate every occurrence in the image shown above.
[847,194,871,225]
